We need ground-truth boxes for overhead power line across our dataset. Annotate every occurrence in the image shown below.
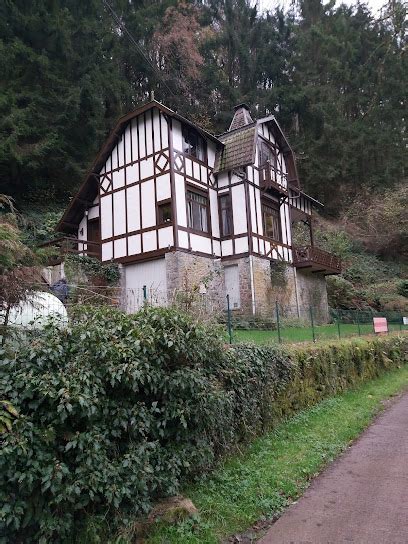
[101,0,176,99]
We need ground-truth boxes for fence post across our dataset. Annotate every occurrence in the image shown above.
[356,311,361,336]
[310,306,316,343]
[226,294,233,344]
[275,301,282,344]
[142,285,147,303]
[399,315,403,331]
[336,312,341,339]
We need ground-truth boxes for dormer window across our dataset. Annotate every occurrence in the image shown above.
[183,127,206,162]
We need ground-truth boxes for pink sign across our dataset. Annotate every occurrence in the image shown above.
[373,317,388,334]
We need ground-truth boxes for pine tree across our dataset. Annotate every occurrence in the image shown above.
[285,0,407,211]
[0,0,125,203]
[0,0,405,215]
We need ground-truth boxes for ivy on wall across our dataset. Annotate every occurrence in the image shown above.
[269,260,289,288]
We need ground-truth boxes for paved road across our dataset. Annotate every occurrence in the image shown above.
[259,392,408,544]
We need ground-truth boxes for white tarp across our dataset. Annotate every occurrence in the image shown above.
[1,291,68,329]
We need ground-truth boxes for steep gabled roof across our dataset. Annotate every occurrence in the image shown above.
[214,113,300,186]
[257,115,300,188]
[257,115,292,153]
[57,100,221,233]
[57,101,301,233]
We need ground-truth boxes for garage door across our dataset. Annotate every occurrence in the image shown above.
[124,258,167,313]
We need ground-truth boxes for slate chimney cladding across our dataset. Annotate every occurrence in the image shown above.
[229,103,254,131]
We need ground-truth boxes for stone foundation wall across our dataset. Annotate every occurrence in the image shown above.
[42,263,66,285]
[221,257,253,316]
[295,269,329,323]
[164,250,330,324]
[165,250,224,305]
[217,256,299,319]
[230,255,330,323]
[251,257,299,316]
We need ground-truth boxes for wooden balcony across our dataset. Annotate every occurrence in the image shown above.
[40,236,101,264]
[260,164,288,195]
[293,245,341,275]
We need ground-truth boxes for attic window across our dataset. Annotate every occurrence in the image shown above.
[259,141,277,168]
[183,127,206,162]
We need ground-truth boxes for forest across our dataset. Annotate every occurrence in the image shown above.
[0,0,407,308]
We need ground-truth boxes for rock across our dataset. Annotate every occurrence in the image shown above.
[118,496,198,542]
[148,495,198,524]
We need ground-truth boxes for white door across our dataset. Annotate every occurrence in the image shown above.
[125,258,167,312]
[224,265,240,309]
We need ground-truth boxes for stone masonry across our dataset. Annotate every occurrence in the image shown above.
[165,250,225,314]
[165,250,330,324]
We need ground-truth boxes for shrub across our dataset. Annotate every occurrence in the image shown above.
[344,183,408,259]
[65,254,120,286]
[343,253,394,285]
[0,306,290,542]
[326,276,367,309]
[313,227,354,260]
[376,294,408,312]
[397,280,408,298]
[1,306,407,543]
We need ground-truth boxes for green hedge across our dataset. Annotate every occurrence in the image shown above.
[1,307,407,542]
[274,336,408,419]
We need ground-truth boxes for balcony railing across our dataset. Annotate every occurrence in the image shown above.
[260,163,288,195]
[293,245,341,275]
[40,236,101,263]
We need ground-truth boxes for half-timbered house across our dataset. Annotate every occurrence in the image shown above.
[55,99,340,318]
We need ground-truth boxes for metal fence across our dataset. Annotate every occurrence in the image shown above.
[1,283,407,345]
[0,284,224,331]
[225,300,408,345]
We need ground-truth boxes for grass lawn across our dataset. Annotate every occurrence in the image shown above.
[232,322,408,345]
[147,364,408,544]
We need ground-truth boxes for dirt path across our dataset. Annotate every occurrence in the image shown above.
[259,392,408,544]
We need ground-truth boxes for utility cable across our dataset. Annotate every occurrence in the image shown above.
[102,0,177,99]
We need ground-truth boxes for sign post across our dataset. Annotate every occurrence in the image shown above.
[275,301,282,344]
[227,295,233,345]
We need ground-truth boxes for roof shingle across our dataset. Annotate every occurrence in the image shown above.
[214,125,256,173]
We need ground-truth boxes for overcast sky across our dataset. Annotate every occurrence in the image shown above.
[257,0,387,14]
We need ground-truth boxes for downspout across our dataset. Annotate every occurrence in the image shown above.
[293,266,301,319]
[249,255,256,315]
[288,188,300,318]
[243,165,256,316]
